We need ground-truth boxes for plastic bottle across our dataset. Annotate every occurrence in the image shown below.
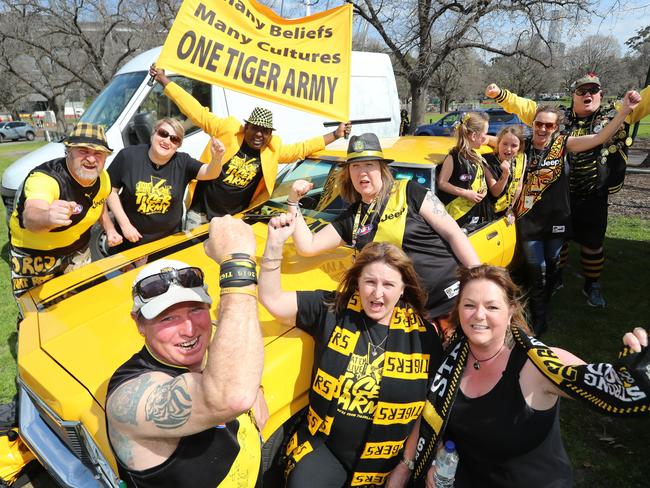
[434,440,459,488]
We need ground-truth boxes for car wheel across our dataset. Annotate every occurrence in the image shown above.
[90,223,110,260]
[25,131,35,141]
[0,134,4,143]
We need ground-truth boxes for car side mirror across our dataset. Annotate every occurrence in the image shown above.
[128,112,154,145]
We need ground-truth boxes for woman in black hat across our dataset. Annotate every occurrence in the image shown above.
[287,132,480,333]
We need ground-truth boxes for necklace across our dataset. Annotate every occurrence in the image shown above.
[361,316,389,357]
[468,343,505,370]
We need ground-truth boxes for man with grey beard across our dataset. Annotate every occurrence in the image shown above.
[9,123,112,296]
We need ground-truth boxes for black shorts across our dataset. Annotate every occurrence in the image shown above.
[570,193,608,249]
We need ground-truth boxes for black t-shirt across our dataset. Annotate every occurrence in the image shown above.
[189,143,263,218]
[516,136,571,241]
[108,144,202,247]
[446,347,572,487]
[331,181,460,318]
[296,290,442,472]
[106,347,261,488]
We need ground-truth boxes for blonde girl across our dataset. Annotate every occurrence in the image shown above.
[437,112,490,228]
[484,125,527,224]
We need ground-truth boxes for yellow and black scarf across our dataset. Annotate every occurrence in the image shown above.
[285,292,432,486]
[412,326,650,482]
[493,152,526,214]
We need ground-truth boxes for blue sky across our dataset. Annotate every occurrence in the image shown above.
[587,1,649,52]
[269,0,649,54]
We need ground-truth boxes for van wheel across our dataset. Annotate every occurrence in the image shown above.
[262,408,305,486]
[25,132,35,141]
[90,224,110,260]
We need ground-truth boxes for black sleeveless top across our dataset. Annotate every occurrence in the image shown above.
[444,347,573,487]
[106,347,262,488]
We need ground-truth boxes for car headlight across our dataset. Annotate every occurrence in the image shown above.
[18,380,120,488]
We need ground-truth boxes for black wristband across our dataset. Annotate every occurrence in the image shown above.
[220,253,253,264]
[220,265,258,288]
[220,260,256,271]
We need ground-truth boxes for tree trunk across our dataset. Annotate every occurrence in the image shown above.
[409,81,427,134]
[49,95,66,137]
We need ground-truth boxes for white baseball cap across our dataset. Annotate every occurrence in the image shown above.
[131,259,212,320]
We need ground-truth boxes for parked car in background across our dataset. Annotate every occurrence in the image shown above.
[0,121,36,142]
[415,108,528,136]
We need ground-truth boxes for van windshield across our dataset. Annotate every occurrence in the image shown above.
[79,72,145,127]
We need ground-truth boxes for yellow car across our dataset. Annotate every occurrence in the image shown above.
[16,136,516,487]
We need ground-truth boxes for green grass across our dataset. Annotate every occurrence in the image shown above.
[0,141,46,401]
[0,141,649,485]
[548,228,650,487]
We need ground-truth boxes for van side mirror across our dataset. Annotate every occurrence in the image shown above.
[128,112,154,146]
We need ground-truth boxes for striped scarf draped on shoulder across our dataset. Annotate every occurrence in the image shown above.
[412,326,650,482]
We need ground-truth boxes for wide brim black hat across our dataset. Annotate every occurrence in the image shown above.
[342,133,393,164]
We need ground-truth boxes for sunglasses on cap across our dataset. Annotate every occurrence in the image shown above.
[156,128,182,145]
[133,267,204,301]
[574,86,600,96]
[533,121,557,131]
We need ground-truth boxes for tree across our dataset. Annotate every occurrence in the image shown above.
[428,50,486,113]
[345,0,594,127]
[0,0,178,131]
[559,34,627,95]
[625,25,650,89]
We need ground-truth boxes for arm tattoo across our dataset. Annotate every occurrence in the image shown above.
[109,375,154,425]
[425,190,447,216]
[108,424,134,466]
[145,376,193,429]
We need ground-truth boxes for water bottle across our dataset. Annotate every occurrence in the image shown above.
[434,440,459,488]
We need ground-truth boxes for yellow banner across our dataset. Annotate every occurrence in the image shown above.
[158,0,352,120]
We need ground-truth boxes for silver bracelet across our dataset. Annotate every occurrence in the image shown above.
[286,200,300,207]
[261,256,282,262]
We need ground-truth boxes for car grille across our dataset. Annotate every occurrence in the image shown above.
[18,381,120,487]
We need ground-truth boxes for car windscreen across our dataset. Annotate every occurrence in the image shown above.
[391,164,432,189]
[79,71,145,128]
[488,112,515,123]
[245,158,345,232]
[245,158,435,231]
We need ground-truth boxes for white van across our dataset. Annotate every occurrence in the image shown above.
[1,47,401,233]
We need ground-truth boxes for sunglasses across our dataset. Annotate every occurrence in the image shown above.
[247,124,272,135]
[574,86,600,96]
[533,121,557,131]
[156,128,182,145]
[133,267,204,301]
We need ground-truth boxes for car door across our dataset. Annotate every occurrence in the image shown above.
[437,113,461,136]
[5,122,19,139]
[467,216,517,267]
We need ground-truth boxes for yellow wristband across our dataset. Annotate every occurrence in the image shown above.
[220,287,257,298]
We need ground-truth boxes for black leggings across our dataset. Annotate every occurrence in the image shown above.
[286,443,348,488]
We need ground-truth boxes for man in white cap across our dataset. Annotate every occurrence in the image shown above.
[148,64,351,229]
[9,122,113,296]
[105,216,264,487]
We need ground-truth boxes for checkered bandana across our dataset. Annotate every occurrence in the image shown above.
[245,107,274,130]
[64,123,113,153]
